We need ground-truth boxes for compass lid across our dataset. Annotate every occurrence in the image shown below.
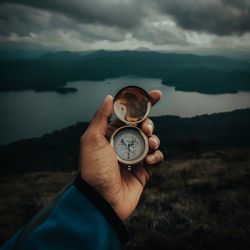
[113,86,152,125]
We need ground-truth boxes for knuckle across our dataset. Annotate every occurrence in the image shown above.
[88,131,100,142]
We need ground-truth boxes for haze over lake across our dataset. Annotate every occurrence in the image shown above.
[1,76,250,145]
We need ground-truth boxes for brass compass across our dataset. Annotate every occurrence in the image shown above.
[110,86,151,168]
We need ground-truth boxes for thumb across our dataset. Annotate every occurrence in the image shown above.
[88,95,114,135]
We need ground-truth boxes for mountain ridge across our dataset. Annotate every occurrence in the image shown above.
[0,50,250,94]
[0,108,249,175]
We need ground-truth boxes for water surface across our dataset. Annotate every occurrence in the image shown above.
[1,77,250,145]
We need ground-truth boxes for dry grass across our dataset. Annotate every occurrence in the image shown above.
[0,149,250,249]
[125,149,250,250]
[0,171,75,244]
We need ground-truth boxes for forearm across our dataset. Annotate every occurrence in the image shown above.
[1,175,128,250]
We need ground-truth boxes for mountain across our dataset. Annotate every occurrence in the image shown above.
[38,50,94,61]
[0,49,49,60]
[81,50,250,71]
[0,108,249,175]
[0,41,49,52]
[189,47,250,62]
[0,50,250,94]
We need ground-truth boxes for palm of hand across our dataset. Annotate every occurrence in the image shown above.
[80,126,148,221]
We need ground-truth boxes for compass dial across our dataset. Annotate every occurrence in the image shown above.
[111,126,148,165]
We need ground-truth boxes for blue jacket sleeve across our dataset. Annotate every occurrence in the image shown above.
[1,175,129,250]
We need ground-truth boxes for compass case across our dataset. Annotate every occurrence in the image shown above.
[110,125,149,165]
[113,86,152,125]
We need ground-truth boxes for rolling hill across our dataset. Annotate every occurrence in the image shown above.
[0,50,250,94]
[0,108,249,175]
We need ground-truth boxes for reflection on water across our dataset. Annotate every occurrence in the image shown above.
[0,76,250,145]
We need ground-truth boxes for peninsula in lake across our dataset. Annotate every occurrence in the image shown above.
[1,50,250,94]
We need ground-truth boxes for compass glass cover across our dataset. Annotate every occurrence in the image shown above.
[114,86,151,124]
[112,127,146,162]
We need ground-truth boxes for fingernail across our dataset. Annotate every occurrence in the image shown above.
[148,155,155,162]
[104,95,113,102]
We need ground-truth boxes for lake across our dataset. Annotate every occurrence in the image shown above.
[1,76,250,145]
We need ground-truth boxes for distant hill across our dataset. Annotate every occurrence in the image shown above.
[38,50,94,61]
[0,50,250,94]
[81,50,250,71]
[0,108,249,175]
[0,49,48,60]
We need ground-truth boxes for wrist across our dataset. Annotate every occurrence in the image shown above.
[74,174,129,244]
[80,173,128,221]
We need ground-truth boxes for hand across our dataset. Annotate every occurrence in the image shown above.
[79,90,164,221]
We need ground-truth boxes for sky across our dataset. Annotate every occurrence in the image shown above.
[0,0,250,54]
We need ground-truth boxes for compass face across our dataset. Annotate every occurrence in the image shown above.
[111,126,148,165]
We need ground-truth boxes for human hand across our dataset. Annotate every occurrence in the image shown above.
[79,90,164,221]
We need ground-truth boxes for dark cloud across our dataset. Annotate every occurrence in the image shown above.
[1,0,144,29]
[0,0,249,51]
[156,0,250,35]
[0,4,49,36]
[0,1,189,47]
[0,3,127,42]
[132,22,189,46]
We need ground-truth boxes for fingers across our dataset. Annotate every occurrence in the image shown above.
[149,90,162,106]
[145,134,163,171]
[149,134,160,150]
[145,150,164,165]
[88,95,114,135]
[141,118,154,136]
[127,131,163,189]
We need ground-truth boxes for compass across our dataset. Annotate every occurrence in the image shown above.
[110,86,151,167]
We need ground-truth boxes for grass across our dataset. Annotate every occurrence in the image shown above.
[125,149,250,250]
[0,171,75,244]
[0,149,250,249]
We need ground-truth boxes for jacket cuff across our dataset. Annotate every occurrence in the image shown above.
[73,174,129,245]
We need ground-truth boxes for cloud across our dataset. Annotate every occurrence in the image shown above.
[0,1,190,49]
[0,3,128,43]
[1,0,145,29]
[156,0,250,35]
[0,0,250,51]
[132,19,189,46]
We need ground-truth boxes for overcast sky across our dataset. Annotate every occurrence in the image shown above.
[0,0,250,53]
